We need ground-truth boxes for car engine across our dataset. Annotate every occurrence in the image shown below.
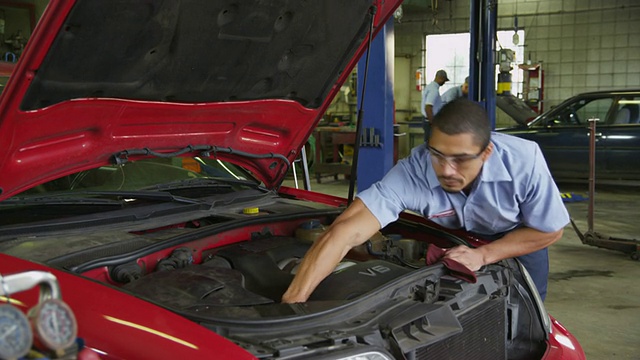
[122,235,415,309]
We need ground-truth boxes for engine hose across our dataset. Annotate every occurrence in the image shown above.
[365,240,386,257]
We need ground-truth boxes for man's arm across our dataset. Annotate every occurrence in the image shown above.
[282,198,382,303]
[443,226,564,271]
[425,104,434,121]
[440,88,453,105]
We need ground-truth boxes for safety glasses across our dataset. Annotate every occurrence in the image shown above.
[428,145,485,169]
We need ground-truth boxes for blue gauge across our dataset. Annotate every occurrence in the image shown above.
[0,304,33,359]
[30,299,78,352]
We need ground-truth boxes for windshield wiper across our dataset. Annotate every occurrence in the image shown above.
[112,145,290,169]
[2,190,205,206]
[84,190,207,204]
[1,195,123,206]
[141,177,261,191]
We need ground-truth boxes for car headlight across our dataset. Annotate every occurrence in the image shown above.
[306,347,395,360]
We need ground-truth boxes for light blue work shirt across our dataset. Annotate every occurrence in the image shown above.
[356,132,569,236]
[441,86,464,105]
[420,81,443,118]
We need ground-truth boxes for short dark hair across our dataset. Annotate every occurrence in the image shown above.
[430,98,491,149]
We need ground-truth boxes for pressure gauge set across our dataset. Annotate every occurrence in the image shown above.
[30,299,79,353]
[0,304,33,360]
[0,271,78,359]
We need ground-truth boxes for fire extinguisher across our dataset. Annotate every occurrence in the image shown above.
[415,69,422,92]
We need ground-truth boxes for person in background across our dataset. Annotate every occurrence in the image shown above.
[282,98,568,304]
[420,69,449,143]
[442,76,469,105]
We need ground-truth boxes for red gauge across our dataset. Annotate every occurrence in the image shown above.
[29,299,78,352]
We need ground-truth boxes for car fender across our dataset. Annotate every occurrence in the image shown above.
[0,254,256,360]
[542,316,586,359]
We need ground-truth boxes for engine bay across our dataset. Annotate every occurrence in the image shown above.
[122,235,415,309]
[0,200,549,359]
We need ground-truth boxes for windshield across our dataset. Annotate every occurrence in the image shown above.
[17,157,259,194]
[1,157,263,226]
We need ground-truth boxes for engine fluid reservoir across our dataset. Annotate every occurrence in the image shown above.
[295,219,326,244]
[388,235,422,262]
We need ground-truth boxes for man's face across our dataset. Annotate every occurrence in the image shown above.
[436,75,447,86]
[461,82,469,96]
[428,128,492,193]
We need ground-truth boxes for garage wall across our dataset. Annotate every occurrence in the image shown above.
[395,0,640,125]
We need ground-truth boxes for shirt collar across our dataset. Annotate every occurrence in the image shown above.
[478,140,512,183]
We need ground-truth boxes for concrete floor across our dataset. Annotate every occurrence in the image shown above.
[283,176,640,360]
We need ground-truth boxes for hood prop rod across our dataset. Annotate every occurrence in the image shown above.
[348,5,377,205]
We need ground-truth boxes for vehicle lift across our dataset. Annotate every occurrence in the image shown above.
[570,118,640,261]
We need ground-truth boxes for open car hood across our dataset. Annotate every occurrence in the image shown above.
[0,0,401,200]
[495,94,540,127]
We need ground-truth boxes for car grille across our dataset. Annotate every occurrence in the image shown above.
[413,298,507,360]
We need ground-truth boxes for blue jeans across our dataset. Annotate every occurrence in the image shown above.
[423,118,431,144]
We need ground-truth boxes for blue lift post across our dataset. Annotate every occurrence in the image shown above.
[469,0,481,104]
[356,18,395,192]
[355,1,497,189]
[469,0,497,129]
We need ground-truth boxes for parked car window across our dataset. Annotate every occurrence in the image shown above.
[611,96,640,125]
[545,97,613,126]
[575,98,613,124]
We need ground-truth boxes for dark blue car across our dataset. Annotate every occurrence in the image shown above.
[499,89,640,184]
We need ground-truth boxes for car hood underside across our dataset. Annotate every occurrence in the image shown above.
[0,0,401,199]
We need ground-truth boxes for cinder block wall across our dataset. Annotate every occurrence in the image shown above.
[395,0,640,127]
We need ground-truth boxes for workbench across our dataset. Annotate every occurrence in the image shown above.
[313,126,356,183]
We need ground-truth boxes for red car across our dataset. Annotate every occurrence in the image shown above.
[0,1,585,359]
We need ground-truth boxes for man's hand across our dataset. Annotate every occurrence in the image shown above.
[281,199,381,304]
[443,227,564,272]
[443,245,486,271]
[281,289,308,304]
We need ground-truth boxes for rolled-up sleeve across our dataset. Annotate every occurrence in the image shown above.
[356,158,423,229]
[424,88,438,106]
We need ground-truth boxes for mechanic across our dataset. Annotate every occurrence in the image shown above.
[441,76,469,105]
[282,98,569,303]
[420,69,449,143]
